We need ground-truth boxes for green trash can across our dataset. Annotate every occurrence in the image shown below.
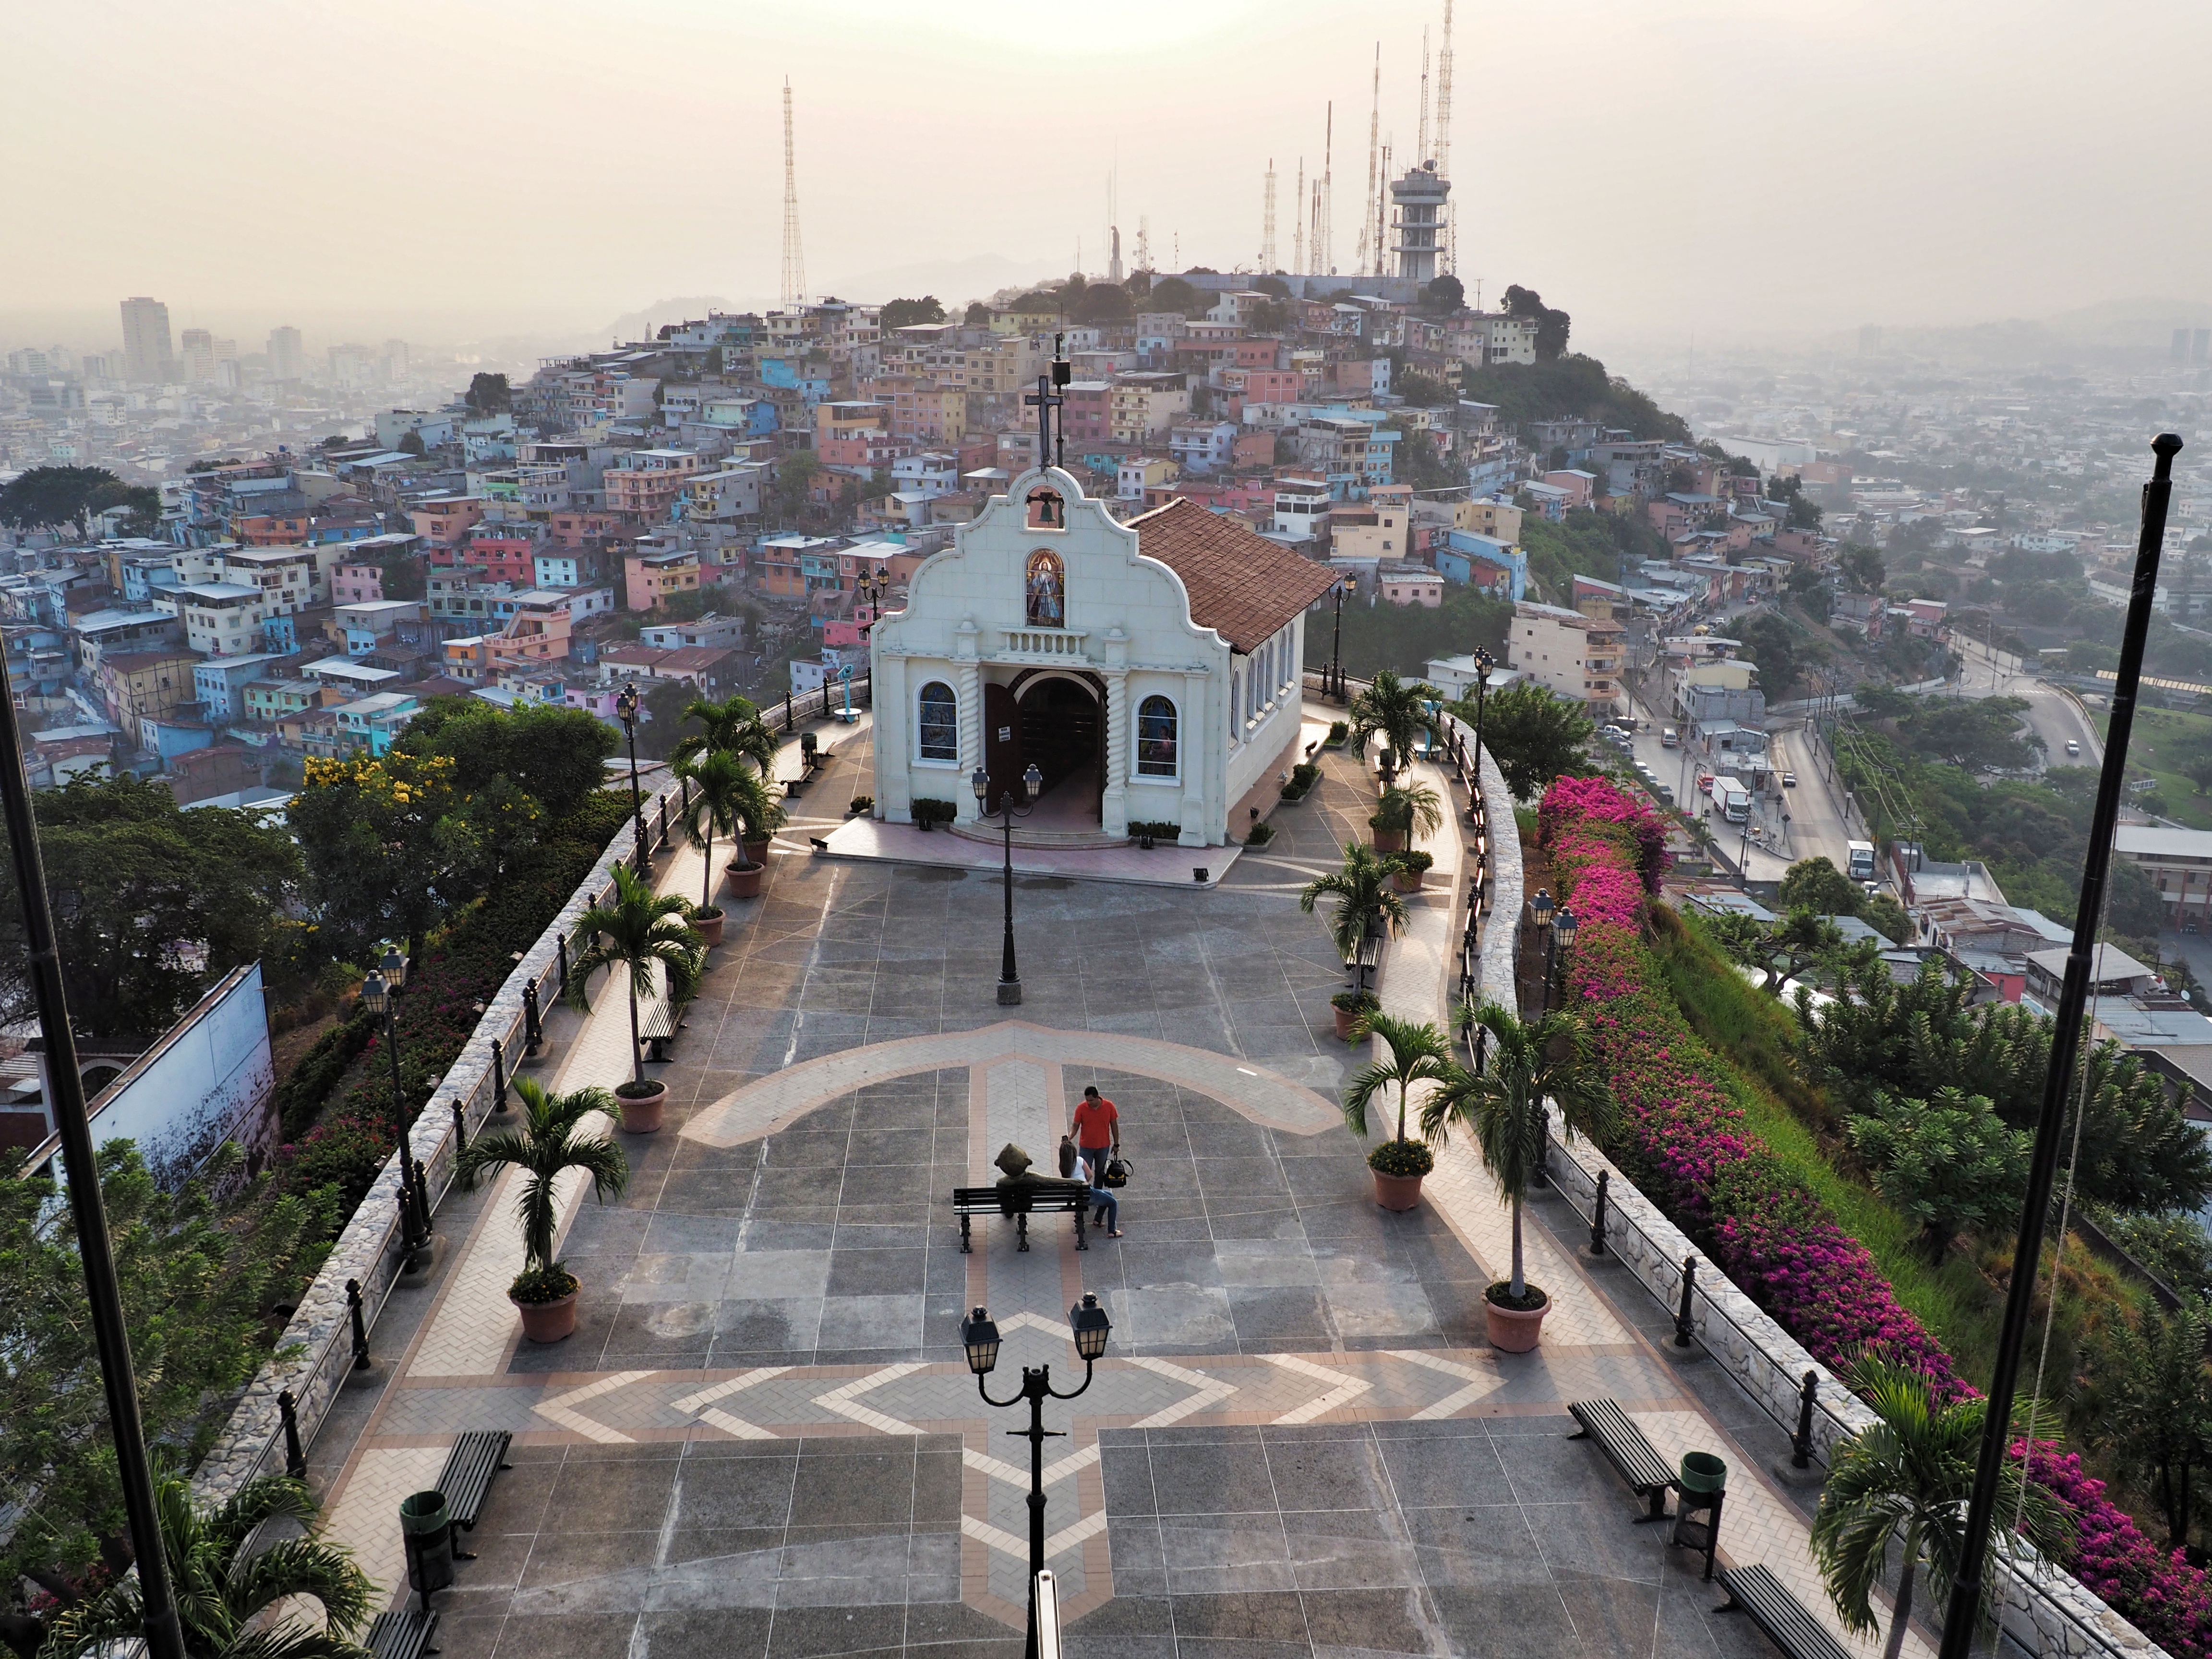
[1679,1452,1727,1495]
[399,1490,454,1602]
[1672,1454,1727,1580]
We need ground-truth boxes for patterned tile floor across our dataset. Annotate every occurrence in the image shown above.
[299,717,1920,1658]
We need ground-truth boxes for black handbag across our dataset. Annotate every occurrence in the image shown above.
[1102,1157,1131,1189]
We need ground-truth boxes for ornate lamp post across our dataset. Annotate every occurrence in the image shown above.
[1525,886,1552,1015]
[973,760,1044,1006]
[615,679,647,875]
[1328,578,1346,699]
[1548,906,1578,1013]
[962,1297,1112,1659]
[361,945,428,1272]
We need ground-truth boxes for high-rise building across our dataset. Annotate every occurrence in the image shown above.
[383,338,409,378]
[2197,329,2211,367]
[1388,162,1449,283]
[2176,328,2192,366]
[268,325,304,381]
[180,327,215,381]
[120,296,173,382]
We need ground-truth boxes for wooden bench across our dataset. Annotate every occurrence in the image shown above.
[1343,932,1381,989]
[951,1186,1090,1252]
[1567,1398,1676,1522]
[1716,1564,1851,1659]
[433,1430,513,1556]
[366,1609,440,1659]
[641,995,685,1063]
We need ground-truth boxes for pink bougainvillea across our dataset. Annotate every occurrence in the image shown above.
[2015,1443,2212,1654]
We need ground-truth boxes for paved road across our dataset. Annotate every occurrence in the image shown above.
[1953,635,2103,769]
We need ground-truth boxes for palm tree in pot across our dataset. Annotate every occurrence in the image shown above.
[1369,780,1443,854]
[1812,1356,2070,1659]
[672,691,779,776]
[39,1472,375,1659]
[726,763,787,895]
[1421,1001,1612,1351]
[1299,842,1409,1030]
[565,862,703,1131]
[1341,1012,1453,1211]
[675,746,751,945]
[456,1077,630,1344]
[1348,668,1439,775]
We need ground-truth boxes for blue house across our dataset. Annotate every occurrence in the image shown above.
[1436,531,1528,602]
[193,652,289,719]
[757,358,830,409]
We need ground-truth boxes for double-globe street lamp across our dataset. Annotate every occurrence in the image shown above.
[1525,888,1578,1014]
[961,1296,1113,1659]
[615,679,648,875]
[973,760,1044,1007]
[360,944,431,1272]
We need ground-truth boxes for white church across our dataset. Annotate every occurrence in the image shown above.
[867,466,1340,847]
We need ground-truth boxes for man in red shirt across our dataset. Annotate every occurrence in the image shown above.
[1071,1085,1119,1225]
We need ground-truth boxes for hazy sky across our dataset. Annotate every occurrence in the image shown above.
[5,0,2210,358]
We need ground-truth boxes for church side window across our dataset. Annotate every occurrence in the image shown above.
[1137,695,1178,778]
[917,681,958,762]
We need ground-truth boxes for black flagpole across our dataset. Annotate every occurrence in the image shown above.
[1937,433,2182,1658]
[0,698,187,1659]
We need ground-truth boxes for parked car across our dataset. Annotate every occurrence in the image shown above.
[2067,739,2081,757]
[1781,771,1798,787]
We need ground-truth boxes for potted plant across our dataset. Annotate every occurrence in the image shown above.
[1299,840,1409,984]
[912,797,957,832]
[1342,1011,1453,1211]
[564,862,703,1134]
[455,1077,629,1344]
[1387,849,1434,892]
[1330,987,1380,1041]
[1422,1001,1615,1351]
[849,794,874,816]
[1348,669,1442,774]
[677,746,755,947]
[733,764,786,868]
[1369,781,1443,855]
[1245,819,1275,847]
[671,690,778,776]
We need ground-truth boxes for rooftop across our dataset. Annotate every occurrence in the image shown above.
[1126,496,1343,654]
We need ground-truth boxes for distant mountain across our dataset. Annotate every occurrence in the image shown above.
[1840,297,2212,369]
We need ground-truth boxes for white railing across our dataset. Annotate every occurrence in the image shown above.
[1003,629,1086,657]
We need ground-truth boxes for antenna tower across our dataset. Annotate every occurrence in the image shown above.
[1434,0,1455,272]
[1291,159,1305,272]
[1135,216,1151,274]
[780,79,806,306]
[1374,141,1391,278]
[1260,160,1277,272]
[1319,101,1334,275]
[1418,28,1431,164]
[1357,47,1380,276]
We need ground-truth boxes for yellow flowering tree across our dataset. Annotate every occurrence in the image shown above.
[289,750,486,962]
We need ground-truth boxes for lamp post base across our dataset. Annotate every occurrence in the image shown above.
[997,978,1023,1007]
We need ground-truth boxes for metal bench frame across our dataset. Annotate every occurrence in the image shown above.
[641,996,684,1063]
[366,1608,440,1659]
[1716,1563,1853,1659]
[951,1187,1090,1252]
[1568,1397,1676,1522]
[433,1430,513,1558]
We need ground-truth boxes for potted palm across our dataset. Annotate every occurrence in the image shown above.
[676,746,752,945]
[1342,1011,1451,1210]
[1812,1357,2070,1659]
[1330,987,1380,1041]
[727,765,786,899]
[1422,1001,1613,1351]
[36,1472,375,1659]
[455,1077,630,1344]
[1387,849,1434,892]
[1348,668,1439,773]
[565,862,703,1133]
[1369,781,1443,854]
[671,690,778,776]
[1299,841,1409,998]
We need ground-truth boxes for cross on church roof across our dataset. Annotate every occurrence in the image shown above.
[1022,331,1074,469]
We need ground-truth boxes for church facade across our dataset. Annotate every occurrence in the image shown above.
[868,467,1339,846]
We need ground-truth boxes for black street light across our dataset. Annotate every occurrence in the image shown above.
[361,946,428,1273]
[1467,646,1494,774]
[615,679,647,875]
[973,759,1044,1006]
[962,1297,1112,1659]
[0,638,187,1659]
[1526,887,1553,1013]
[1328,579,1346,699]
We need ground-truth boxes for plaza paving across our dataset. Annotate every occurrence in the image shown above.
[304,716,1919,1658]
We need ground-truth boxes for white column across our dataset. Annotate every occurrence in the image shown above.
[1102,668,1129,837]
[1181,667,1213,846]
[954,661,981,824]
[874,653,908,820]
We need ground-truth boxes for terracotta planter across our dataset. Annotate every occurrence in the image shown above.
[725,860,765,900]
[742,836,772,865]
[1333,1004,1372,1040]
[617,1081,667,1134]
[1484,1289,1551,1352]
[693,908,725,948]
[512,1288,578,1344]
[1393,869,1425,892]
[1372,1170,1424,1211]
[1370,828,1405,854]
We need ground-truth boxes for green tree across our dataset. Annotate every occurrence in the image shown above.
[879,296,946,331]
[1298,842,1410,962]
[454,1078,627,1280]
[770,451,820,524]
[1419,274,1464,314]
[1074,284,1133,325]
[0,1144,335,1611]
[1424,1003,1614,1300]
[1778,855,1864,916]
[395,430,427,457]
[374,548,424,600]
[289,749,483,962]
[1705,907,1845,996]
[563,864,703,1088]
[0,773,303,1041]
[1501,284,1572,359]
[963,301,991,326]
[1847,1087,2031,1255]
[0,466,129,533]
[669,692,778,775]
[2085,1298,2212,1550]
[395,698,618,827]
[1341,1012,1453,1147]
[1143,276,1206,316]
[1246,298,1293,334]
[676,748,752,911]
[34,1474,373,1659]
[465,371,511,413]
[1839,543,1887,594]
[1894,697,2043,771]
[1370,781,1443,843]
[1736,612,1804,699]
[1863,891,1910,943]
[1475,682,1595,800]
[1812,1357,2069,1659]
[1348,668,1440,766]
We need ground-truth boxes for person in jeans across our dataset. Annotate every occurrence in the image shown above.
[1077,1148,1122,1238]
[1071,1085,1119,1224]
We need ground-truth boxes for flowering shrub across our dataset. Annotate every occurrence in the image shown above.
[2015,1443,2212,1653]
[1537,775,1669,891]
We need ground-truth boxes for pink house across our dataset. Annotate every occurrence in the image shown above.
[333,564,384,605]
[1542,469,1597,512]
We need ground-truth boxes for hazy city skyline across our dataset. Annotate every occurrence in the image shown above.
[5,0,2211,358]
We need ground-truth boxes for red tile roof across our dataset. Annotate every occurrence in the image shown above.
[1127,496,1343,654]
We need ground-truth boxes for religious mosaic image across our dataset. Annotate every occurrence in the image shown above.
[1025,547,1065,628]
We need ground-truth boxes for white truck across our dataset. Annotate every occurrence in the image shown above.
[1718,777,1751,824]
[1847,840,1877,881]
